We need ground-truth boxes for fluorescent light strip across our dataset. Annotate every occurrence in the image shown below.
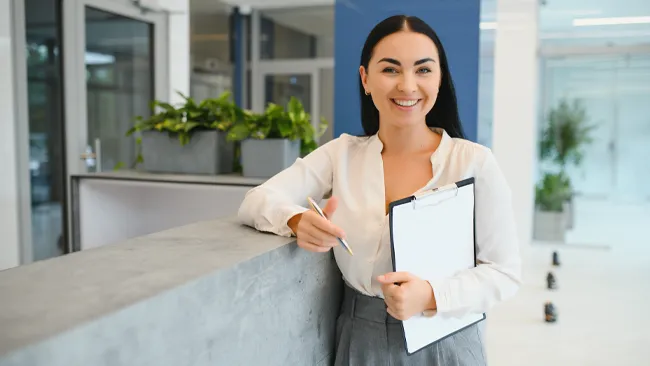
[573,16,650,26]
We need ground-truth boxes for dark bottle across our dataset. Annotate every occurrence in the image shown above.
[544,302,557,323]
[552,251,560,266]
[546,272,557,290]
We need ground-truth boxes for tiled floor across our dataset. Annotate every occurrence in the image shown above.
[485,198,650,365]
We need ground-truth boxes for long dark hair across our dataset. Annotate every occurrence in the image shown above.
[359,15,466,139]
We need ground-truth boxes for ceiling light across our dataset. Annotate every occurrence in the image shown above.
[573,16,650,26]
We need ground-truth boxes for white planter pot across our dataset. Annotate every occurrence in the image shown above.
[241,139,301,178]
[563,198,574,229]
[533,209,567,242]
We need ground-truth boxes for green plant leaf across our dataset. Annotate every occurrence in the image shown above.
[184,121,200,132]
[227,123,251,142]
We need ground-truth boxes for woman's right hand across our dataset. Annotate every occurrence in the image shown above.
[288,197,346,253]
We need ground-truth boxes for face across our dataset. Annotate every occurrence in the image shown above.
[359,30,441,128]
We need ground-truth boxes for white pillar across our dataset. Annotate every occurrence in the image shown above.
[0,0,21,270]
[491,0,539,254]
[160,0,190,105]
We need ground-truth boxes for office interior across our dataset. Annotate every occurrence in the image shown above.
[0,0,649,364]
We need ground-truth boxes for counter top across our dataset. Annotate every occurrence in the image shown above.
[71,170,266,187]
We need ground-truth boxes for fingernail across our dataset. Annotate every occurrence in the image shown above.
[378,275,385,281]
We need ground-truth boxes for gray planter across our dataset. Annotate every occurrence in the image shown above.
[533,209,567,242]
[141,130,234,175]
[241,138,301,178]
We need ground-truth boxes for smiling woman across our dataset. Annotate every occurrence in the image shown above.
[238,14,521,366]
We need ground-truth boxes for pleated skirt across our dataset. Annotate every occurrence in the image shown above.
[334,283,487,366]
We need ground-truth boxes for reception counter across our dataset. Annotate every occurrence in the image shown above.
[0,216,343,365]
[70,171,265,252]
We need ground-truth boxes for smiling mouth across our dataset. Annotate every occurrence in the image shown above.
[391,99,421,107]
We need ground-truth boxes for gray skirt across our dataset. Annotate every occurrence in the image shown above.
[334,284,487,366]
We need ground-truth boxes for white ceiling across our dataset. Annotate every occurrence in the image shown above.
[190,0,650,46]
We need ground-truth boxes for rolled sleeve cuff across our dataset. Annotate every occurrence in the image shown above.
[278,205,310,237]
[424,278,451,317]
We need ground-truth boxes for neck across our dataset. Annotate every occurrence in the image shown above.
[377,121,440,155]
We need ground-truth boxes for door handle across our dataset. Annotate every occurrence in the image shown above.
[80,139,102,172]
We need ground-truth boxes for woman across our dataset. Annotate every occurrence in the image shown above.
[238,15,521,366]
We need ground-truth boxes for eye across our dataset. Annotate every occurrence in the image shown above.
[417,67,432,74]
[382,67,398,74]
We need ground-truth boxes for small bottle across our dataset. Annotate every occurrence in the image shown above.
[552,251,560,267]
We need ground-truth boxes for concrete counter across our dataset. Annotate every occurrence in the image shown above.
[70,171,266,252]
[0,216,343,365]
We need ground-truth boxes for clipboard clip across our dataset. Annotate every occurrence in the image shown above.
[412,183,459,210]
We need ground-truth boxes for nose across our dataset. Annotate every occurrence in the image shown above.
[397,73,417,94]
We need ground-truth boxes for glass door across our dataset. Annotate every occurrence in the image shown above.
[64,0,167,175]
[254,60,334,142]
[613,54,650,202]
[24,0,66,261]
[63,0,167,251]
[542,53,650,202]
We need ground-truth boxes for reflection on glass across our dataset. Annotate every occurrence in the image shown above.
[85,7,153,171]
[541,54,650,201]
[319,68,334,144]
[260,6,333,60]
[25,0,66,261]
[265,74,312,114]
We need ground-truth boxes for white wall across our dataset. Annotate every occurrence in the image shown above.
[0,0,21,270]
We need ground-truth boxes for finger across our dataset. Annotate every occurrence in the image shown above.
[305,222,342,247]
[311,216,346,239]
[377,272,415,285]
[296,238,331,253]
[386,306,401,320]
[322,196,339,219]
[301,230,336,249]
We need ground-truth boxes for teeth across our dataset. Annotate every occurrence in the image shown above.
[393,99,418,107]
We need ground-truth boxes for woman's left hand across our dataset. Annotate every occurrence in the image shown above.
[377,272,437,321]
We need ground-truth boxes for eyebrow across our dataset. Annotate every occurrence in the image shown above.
[377,57,436,66]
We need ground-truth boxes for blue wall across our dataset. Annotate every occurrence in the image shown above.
[333,0,480,141]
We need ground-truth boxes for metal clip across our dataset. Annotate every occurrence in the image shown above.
[412,183,459,210]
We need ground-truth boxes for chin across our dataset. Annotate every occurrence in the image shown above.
[390,116,425,128]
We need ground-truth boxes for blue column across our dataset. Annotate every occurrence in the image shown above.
[333,0,480,142]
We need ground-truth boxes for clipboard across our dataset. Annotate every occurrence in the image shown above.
[388,177,486,355]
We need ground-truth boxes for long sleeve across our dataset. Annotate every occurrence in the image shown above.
[237,138,338,237]
[427,150,522,317]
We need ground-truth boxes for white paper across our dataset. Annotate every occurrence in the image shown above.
[390,182,484,354]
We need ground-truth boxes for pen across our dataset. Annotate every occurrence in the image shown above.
[306,197,354,256]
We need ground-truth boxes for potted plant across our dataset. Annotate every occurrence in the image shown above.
[534,98,595,240]
[125,91,238,175]
[227,97,328,178]
[533,172,572,241]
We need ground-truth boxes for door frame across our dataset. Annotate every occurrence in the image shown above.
[62,0,169,252]
[253,58,334,132]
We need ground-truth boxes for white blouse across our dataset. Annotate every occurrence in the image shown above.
[238,129,522,318]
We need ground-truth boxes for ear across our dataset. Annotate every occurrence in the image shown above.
[359,65,369,94]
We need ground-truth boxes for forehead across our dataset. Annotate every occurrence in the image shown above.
[371,31,439,62]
